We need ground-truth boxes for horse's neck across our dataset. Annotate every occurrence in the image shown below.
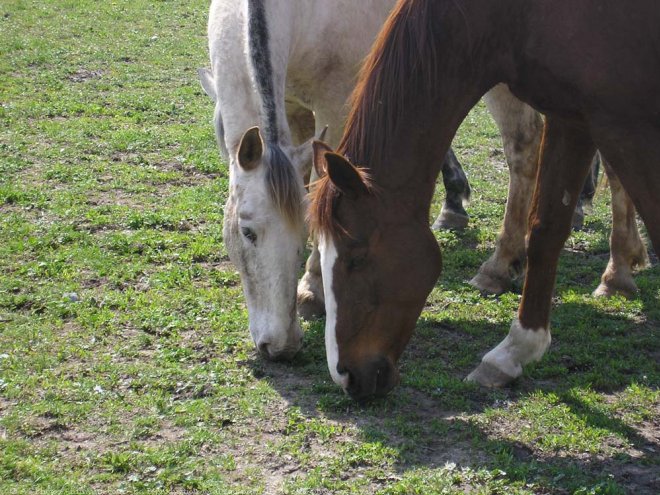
[208,1,266,155]
[365,0,514,207]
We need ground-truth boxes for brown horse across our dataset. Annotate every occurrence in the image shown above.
[309,0,659,400]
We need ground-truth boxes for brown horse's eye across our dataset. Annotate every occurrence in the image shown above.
[348,254,367,271]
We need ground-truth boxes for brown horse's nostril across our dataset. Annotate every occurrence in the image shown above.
[337,365,353,388]
[342,357,398,401]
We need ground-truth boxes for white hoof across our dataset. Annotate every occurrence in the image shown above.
[466,361,517,388]
[297,274,325,320]
[468,319,551,386]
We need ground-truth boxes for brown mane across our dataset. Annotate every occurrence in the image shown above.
[338,0,440,166]
[310,0,441,238]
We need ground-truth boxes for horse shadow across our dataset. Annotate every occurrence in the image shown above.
[246,279,659,493]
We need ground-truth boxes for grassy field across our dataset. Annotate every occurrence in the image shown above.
[1,1,658,494]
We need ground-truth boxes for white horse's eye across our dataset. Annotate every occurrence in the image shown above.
[241,227,257,244]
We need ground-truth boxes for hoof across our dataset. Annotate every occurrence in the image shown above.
[632,250,651,271]
[297,271,325,320]
[297,291,325,320]
[571,209,585,231]
[469,271,511,296]
[592,280,638,299]
[432,208,469,231]
[466,361,517,388]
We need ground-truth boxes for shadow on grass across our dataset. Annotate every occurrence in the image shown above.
[257,218,658,492]
[248,291,659,494]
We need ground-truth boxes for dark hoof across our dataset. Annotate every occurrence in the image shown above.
[432,208,469,231]
[571,209,585,231]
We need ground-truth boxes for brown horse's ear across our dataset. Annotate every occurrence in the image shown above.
[312,140,334,178]
[325,152,369,199]
[237,127,264,171]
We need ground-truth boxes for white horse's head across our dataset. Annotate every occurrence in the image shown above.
[224,127,310,360]
[200,68,316,360]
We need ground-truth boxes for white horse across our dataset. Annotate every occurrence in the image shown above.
[199,0,647,360]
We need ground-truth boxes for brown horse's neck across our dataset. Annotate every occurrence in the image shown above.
[339,0,517,216]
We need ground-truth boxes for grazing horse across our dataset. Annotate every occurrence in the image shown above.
[309,0,657,399]
[199,0,415,359]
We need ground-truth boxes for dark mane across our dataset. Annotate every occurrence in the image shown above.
[338,0,440,167]
[310,0,440,238]
[266,144,304,229]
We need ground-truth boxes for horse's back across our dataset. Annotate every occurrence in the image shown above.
[508,0,660,121]
[285,0,394,109]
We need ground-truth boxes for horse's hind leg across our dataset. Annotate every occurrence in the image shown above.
[593,161,649,298]
[573,153,600,230]
[592,125,660,274]
[432,148,471,230]
[470,84,543,295]
[469,117,596,387]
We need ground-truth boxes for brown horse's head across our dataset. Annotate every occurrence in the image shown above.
[310,142,442,401]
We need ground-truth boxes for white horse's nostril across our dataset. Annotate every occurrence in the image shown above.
[257,342,272,359]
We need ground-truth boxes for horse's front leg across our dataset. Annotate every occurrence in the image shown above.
[470,84,543,295]
[297,243,325,319]
[593,161,649,298]
[468,116,596,387]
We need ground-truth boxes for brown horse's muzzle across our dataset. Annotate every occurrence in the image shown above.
[339,355,400,401]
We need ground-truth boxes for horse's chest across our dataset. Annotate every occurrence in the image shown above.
[508,72,584,122]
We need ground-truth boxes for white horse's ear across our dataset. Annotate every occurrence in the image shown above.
[238,127,264,171]
[198,68,217,102]
[325,152,368,199]
[312,138,334,178]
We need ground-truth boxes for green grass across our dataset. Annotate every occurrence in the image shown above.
[1,1,658,494]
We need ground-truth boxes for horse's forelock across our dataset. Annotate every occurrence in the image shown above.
[264,145,305,230]
[308,174,342,240]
